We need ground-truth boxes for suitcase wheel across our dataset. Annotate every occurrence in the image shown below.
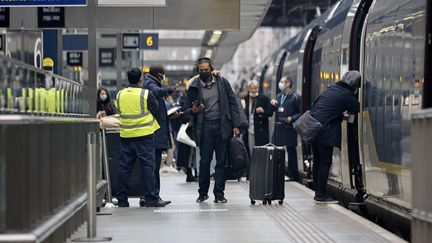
[262,200,267,205]
[268,200,272,205]
[278,200,283,205]
[251,200,256,205]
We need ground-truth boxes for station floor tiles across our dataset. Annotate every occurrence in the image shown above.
[68,173,406,243]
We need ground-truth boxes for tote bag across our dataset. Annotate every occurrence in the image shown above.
[176,123,196,148]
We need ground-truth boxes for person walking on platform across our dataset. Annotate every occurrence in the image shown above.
[309,71,360,203]
[141,64,178,206]
[270,76,301,181]
[243,80,273,156]
[114,67,169,208]
[184,57,241,203]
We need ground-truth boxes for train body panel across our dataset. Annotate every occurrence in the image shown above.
[245,0,428,239]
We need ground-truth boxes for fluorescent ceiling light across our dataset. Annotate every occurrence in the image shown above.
[143,47,200,61]
[204,49,213,59]
[207,30,223,46]
[156,30,205,39]
[165,65,194,71]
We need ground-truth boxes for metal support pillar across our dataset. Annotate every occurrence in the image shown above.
[116,33,122,91]
[73,132,111,242]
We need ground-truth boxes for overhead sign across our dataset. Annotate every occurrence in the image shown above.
[99,48,115,67]
[140,33,158,50]
[98,0,165,7]
[0,0,86,6]
[67,52,82,66]
[38,7,64,28]
[0,7,9,27]
[122,33,139,50]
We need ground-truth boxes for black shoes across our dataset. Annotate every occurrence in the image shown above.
[186,176,198,182]
[196,195,209,203]
[140,197,171,207]
[145,199,170,207]
[214,196,228,203]
[118,201,130,207]
[314,196,338,204]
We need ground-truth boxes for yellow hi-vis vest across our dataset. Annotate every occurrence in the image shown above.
[115,87,160,138]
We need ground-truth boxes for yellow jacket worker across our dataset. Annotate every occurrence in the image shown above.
[114,67,169,207]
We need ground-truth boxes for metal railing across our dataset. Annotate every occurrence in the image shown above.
[0,57,107,242]
[0,57,87,116]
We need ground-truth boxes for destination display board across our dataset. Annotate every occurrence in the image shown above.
[0,0,86,6]
[38,7,64,28]
[0,7,9,27]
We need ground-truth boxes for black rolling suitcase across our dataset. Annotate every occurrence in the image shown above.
[106,131,146,198]
[249,144,285,205]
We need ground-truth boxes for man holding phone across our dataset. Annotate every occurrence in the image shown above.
[141,64,178,206]
[183,57,241,204]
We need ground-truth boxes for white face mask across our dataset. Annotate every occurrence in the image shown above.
[158,73,166,82]
[250,92,258,97]
[278,82,285,91]
[100,94,108,101]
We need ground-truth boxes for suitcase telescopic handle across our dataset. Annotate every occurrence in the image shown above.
[263,143,276,147]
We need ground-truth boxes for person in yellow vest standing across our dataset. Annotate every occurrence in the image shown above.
[114,67,169,207]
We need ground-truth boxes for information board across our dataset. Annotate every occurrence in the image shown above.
[67,52,82,66]
[122,33,140,50]
[0,7,9,27]
[0,0,86,6]
[38,7,64,28]
[99,48,115,67]
[140,33,158,50]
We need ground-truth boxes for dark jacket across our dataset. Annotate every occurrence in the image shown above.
[183,74,241,146]
[243,94,273,146]
[310,82,360,148]
[272,90,301,147]
[142,74,174,150]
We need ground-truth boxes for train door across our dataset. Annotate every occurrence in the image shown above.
[301,25,322,178]
[348,0,373,198]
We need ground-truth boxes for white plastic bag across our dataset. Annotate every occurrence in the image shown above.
[176,123,196,148]
[100,114,120,129]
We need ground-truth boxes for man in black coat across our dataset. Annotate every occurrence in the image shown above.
[142,64,178,205]
[183,57,241,204]
[309,71,360,203]
[271,77,301,181]
[243,80,273,155]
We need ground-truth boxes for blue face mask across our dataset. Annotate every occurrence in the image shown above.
[278,82,285,91]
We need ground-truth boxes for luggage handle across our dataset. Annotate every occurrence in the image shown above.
[263,143,277,147]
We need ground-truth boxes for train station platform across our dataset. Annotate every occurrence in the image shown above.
[68,173,406,243]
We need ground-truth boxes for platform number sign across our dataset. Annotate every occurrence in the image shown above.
[140,33,158,50]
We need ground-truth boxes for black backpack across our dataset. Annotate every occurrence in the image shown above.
[225,136,249,179]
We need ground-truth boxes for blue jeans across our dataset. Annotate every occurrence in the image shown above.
[198,120,228,198]
[117,135,159,204]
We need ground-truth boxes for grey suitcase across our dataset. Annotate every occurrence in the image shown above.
[249,144,285,205]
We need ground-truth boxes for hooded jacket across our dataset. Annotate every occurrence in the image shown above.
[309,71,360,148]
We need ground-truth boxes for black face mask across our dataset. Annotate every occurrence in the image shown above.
[199,71,211,81]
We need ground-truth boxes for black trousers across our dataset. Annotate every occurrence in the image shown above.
[154,148,163,195]
[312,143,333,198]
[198,120,227,198]
[118,135,158,204]
[286,146,299,180]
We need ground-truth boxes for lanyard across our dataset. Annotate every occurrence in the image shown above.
[280,94,287,106]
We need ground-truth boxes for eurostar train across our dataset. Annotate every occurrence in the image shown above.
[246,0,431,240]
